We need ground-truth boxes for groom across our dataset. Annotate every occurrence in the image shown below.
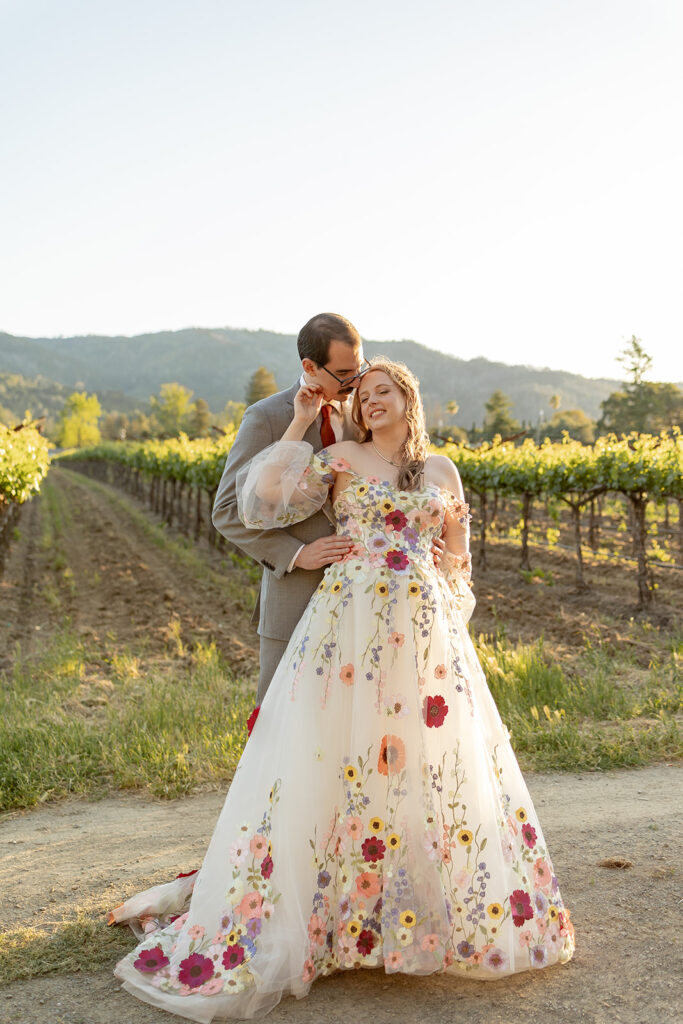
[212,312,368,701]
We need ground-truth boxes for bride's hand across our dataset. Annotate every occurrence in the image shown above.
[293,383,324,427]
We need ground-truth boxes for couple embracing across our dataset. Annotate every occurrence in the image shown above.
[111,313,574,1022]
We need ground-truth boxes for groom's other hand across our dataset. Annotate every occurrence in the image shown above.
[294,536,354,570]
[431,535,446,567]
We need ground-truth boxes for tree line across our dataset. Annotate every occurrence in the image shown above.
[4,338,679,449]
[439,338,681,445]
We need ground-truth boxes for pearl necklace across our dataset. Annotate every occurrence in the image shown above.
[371,439,403,468]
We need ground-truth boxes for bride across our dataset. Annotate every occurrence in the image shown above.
[111,358,575,1021]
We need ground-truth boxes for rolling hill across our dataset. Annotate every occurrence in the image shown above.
[0,326,625,427]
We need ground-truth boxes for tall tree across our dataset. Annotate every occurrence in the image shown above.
[56,391,102,447]
[482,390,520,440]
[245,367,277,406]
[150,383,194,436]
[617,335,652,388]
[598,337,683,434]
[190,398,211,437]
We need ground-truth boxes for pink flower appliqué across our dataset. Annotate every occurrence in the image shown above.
[238,891,263,920]
[250,834,268,859]
[534,857,552,888]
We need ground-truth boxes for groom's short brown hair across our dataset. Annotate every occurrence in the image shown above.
[297,313,361,366]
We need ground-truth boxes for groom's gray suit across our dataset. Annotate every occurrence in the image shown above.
[212,382,357,701]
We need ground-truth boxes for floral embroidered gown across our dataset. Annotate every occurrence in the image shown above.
[112,442,575,1022]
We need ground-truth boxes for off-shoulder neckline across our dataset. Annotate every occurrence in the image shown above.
[331,471,459,507]
[319,448,460,500]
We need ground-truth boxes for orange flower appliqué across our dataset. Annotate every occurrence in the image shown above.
[378,734,406,776]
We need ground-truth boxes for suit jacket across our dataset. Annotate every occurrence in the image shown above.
[212,382,357,642]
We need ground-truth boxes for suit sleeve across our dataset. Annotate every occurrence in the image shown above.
[212,404,304,579]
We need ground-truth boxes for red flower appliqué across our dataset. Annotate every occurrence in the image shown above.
[510,889,534,927]
[423,695,449,728]
[361,836,386,863]
[134,946,169,973]
[178,952,214,988]
[356,929,377,956]
[247,705,260,737]
[521,823,537,849]
[385,549,409,571]
[385,509,408,531]
[261,854,274,879]
[222,945,245,970]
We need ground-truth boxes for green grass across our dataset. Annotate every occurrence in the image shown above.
[2,621,680,814]
[478,626,682,771]
[0,912,132,986]
[0,627,255,811]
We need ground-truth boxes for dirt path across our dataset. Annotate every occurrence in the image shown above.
[1,764,681,1024]
[0,466,258,676]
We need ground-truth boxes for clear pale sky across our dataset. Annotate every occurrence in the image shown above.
[1,0,682,382]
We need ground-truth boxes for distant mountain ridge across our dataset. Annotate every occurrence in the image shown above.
[0,327,628,426]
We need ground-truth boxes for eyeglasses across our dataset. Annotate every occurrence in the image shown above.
[318,359,371,388]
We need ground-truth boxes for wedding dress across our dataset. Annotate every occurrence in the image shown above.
[112,442,575,1022]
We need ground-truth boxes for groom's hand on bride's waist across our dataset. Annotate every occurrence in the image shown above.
[294,536,354,570]
[431,535,446,567]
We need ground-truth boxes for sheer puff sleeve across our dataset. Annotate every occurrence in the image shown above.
[439,495,476,624]
[236,441,334,529]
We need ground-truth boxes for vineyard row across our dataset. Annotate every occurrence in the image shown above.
[57,430,683,609]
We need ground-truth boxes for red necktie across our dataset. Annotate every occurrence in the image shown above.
[320,404,336,448]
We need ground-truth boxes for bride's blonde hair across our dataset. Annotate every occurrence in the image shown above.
[352,358,430,492]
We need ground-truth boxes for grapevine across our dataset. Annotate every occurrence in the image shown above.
[61,428,683,608]
[0,422,51,573]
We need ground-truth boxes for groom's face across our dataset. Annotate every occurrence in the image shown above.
[303,340,367,403]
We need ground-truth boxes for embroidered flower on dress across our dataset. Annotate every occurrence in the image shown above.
[423,694,449,727]
[361,836,386,862]
[510,889,534,927]
[134,946,169,973]
[521,822,537,849]
[339,664,355,686]
[177,953,214,989]
[378,735,406,776]
[222,945,245,970]
[385,549,409,572]
[385,509,408,531]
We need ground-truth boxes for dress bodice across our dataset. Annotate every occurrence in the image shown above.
[333,476,449,577]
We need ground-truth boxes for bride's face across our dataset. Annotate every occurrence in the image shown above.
[357,370,407,431]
